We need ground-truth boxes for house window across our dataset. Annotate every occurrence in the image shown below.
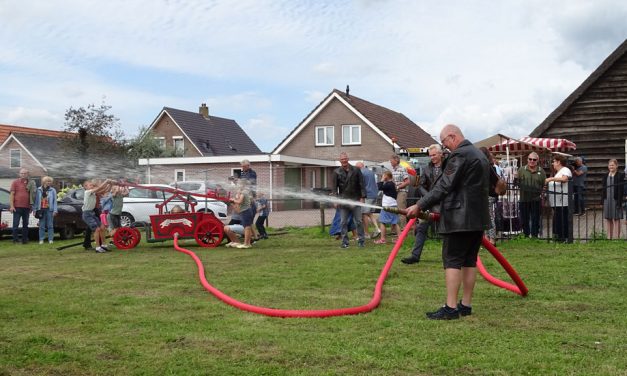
[175,169,185,182]
[342,125,361,145]
[154,137,165,150]
[310,170,316,189]
[10,149,21,168]
[231,168,242,179]
[315,126,334,146]
[320,168,328,188]
[173,137,184,154]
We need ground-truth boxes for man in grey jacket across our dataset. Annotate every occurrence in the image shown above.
[333,152,367,248]
[402,144,443,264]
[406,124,490,320]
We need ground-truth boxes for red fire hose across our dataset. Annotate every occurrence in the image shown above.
[172,212,527,318]
[172,218,418,318]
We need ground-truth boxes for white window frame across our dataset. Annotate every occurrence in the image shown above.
[315,126,334,146]
[173,136,184,153]
[174,169,185,182]
[342,124,361,145]
[320,168,328,188]
[154,137,166,150]
[310,170,316,189]
[10,149,21,168]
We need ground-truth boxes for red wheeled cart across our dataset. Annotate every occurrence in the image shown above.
[113,184,229,249]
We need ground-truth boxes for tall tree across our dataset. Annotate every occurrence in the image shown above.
[63,100,125,154]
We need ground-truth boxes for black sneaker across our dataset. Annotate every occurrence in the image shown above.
[340,243,349,249]
[457,301,472,316]
[401,256,420,265]
[426,305,460,320]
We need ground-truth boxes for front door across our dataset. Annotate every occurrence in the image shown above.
[284,167,302,210]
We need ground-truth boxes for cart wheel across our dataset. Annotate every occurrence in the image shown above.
[113,227,141,249]
[194,218,223,248]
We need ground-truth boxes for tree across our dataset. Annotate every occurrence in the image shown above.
[126,126,165,161]
[63,100,125,154]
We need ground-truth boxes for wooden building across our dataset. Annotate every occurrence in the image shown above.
[530,38,627,206]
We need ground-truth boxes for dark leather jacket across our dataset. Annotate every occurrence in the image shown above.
[417,139,490,233]
[333,164,366,201]
[417,162,442,212]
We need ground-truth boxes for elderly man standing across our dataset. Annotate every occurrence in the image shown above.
[390,154,410,229]
[516,152,546,238]
[406,124,490,320]
[9,168,36,244]
[333,152,366,248]
[239,159,257,193]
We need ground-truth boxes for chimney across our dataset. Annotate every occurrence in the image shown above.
[199,103,209,118]
[346,85,350,97]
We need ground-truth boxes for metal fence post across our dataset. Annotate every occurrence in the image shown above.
[568,179,574,243]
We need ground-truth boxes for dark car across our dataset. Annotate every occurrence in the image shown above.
[0,188,9,235]
[55,188,87,239]
[0,187,8,212]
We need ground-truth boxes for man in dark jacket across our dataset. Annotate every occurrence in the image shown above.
[406,124,490,320]
[332,152,366,248]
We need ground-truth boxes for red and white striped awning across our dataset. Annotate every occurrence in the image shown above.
[488,136,576,154]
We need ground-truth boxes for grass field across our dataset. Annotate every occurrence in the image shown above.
[1,229,625,375]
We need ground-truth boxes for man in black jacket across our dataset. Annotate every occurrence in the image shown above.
[332,152,366,248]
[406,124,490,320]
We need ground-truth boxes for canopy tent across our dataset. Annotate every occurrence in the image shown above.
[488,136,576,155]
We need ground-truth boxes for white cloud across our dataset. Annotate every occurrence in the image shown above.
[0,0,625,151]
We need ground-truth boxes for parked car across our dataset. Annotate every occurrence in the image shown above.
[55,188,88,239]
[0,187,87,240]
[120,184,228,227]
[169,180,229,196]
[0,188,9,235]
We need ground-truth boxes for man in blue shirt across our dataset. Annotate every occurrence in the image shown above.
[356,162,380,238]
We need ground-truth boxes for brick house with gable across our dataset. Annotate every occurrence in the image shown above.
[140,90,436,210]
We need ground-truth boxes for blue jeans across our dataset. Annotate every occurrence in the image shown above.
[340,205,364,245]
[38,208,54,242]
[12,207,30,243]
[410,221,430,260]
[519,201,541,237]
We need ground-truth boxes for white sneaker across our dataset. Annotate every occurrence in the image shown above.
[225,242,239,248]
[39,240,44,244]
[49,240,53,244]
[236,243,252,249]
[95,247,106,253]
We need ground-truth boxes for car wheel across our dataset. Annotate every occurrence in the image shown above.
[120,212,135,227]
[59,225,75,240]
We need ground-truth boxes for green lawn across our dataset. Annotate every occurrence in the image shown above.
[1,229,625,375]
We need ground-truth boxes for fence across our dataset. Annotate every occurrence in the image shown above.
[263,181,627,242]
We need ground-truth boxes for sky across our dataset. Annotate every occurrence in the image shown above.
[1,0,626,153]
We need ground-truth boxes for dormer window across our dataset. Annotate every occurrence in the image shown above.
[315,126,334,146]
[342,124,361,145]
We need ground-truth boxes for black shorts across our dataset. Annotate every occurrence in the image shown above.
[109,213,121,229]
[442,231,483,269]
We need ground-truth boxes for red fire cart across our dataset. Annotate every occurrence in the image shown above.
[113,184,230,249]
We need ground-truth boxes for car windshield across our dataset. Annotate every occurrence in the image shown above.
[173,182,202,191]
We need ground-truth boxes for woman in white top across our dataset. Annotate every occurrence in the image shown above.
[545,155,572,242]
